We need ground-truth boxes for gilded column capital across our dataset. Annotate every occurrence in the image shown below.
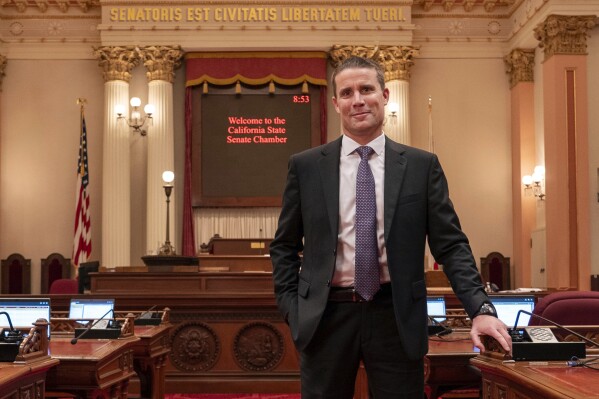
[533,14,598,60]
[140,45,184,83]
[0,54,7,90]
[93,46,141,83]
[329,45,420,82]
[504,48,535,88]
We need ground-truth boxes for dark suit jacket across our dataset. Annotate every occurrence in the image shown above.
[270,135,488,360]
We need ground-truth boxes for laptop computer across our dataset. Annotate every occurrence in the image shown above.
[427,296,447,323]
[0,298,51,338]
[69,298,115,323]
[490,295,535,327]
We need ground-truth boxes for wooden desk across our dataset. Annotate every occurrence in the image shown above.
[354,331,479,399]
[0,358,59,399]
[47,336,139,399]
[132,323,171,399]
[426,332,479,398]
[0,319,59,399]
[472,354,599,398]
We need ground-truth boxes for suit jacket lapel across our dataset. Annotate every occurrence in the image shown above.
[318,137,342,239]
[384,139,407,243]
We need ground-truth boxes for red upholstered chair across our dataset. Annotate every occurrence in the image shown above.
[480,251,510,291]
[41,252,72,294]
[48,278,79,295]
[0,253,31,294]
[528,291,599,326]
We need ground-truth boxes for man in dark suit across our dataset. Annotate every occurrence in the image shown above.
[270,56,511,398]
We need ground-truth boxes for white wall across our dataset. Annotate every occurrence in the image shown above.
[409,57,513,263]
[0,59,104,292]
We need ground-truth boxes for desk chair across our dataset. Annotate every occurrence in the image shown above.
[41,252,72,294]
[480,251,510,291]
[49,278,79,295]
[0,252,31,294]
[528,291,599,325]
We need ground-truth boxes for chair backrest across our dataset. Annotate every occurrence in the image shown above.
[41,252,72,294]
[528,291,599,326]
[480,251,510,291]
[0,253,31,294]
[49,278,79,295]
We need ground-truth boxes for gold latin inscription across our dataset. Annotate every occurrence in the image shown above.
[108,7,405,24]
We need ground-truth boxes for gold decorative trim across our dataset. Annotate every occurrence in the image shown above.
[93,45,141,82]
[140,45,184,83]
[504,48,534,88]
[534,14,598,60]
[0,0,99,13]
[329,44,420,81]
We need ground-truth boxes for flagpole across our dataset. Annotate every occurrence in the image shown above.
[77,98,87,175]
[428,96,434,154]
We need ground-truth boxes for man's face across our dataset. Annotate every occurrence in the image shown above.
[332,67,389,144]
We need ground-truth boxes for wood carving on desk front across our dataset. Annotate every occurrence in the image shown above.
[233,322,285,371]
[15,318,50,363]
[170,322,220,372]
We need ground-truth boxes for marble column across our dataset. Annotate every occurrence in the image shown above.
[93,46,141,267]
[533,15,596,290]
[504,48,536,288]
[329,45,419,145]
[140,45,184,255]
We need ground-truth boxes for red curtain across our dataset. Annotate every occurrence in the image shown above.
[185,51,327,87]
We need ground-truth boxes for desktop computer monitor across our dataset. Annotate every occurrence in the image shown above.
[427,296,447,323]
[78,261,99,293]
[0,298,51,338]
[490,296,536,327]
[69,298,115,323]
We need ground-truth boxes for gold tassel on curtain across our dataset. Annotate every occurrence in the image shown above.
[302,81,308,94]
[269,80,275,94]
[235,81,241,94]
[203,81,208,94]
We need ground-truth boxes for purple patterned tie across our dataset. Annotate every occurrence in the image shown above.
[354,146,380,300]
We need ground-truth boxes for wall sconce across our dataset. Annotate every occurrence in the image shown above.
[115,97,154,136]
[522,165,546,200]
[387,101,399,125]
[158,171,176,255]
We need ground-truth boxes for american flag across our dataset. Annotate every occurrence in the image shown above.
[73,109,92,269]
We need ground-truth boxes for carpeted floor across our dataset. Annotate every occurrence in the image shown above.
[165,395,300,399]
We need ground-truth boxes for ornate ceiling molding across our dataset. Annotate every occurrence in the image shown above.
[414,0,517,13]
[0,0,98,13]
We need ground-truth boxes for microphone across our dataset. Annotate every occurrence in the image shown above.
[428,315,453,336]
[513,310,599,349]
[137,305,157,319]
[71,308,116,344]
[0,311,22,343]
[0,311,24,362]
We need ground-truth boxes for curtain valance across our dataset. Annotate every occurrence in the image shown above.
[185,51,328,87]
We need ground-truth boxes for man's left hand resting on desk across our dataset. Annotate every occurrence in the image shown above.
[470,315,513,354]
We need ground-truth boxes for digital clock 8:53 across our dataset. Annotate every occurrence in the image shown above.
[293,95,310,103]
